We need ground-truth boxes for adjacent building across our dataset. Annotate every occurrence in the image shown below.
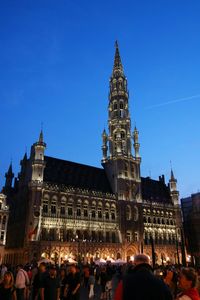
[181,192,200,266]
[3,43,184,265]
[0,193,9,263]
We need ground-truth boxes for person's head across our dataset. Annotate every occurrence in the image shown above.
[179,268,198,291]
[133,254,150,266]
[69,265,76,274]
[3,271,14,286]
[39,262,46,273]
[101,266,106,272]
[16,264,23,272]
[60,268,66,277]
[49,266,57,278]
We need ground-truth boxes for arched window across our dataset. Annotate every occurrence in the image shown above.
[126,205,131,220]
[98,203,102,219]
[113,102,117,110]
[91,201,96,218]
[153,217,156,224]
[83,201,88,217]
[51,197,57,215]
[60,196,66,216]
[126,231,131,242]
[119,101,124,109]
[105,203,110,220]
[148,217,151,223]
[68,200,73,216]
[77,200,82,217]
[121,131,125,139]
[43,194,49,214]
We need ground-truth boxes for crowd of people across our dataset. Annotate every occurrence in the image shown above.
[0,254,200,300]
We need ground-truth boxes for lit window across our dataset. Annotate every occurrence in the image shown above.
[126,231,131,242]
[134,232,138,242]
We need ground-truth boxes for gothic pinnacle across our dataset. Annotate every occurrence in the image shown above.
[39,130,43,143]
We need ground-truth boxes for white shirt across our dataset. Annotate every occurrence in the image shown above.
[15,269,29,289]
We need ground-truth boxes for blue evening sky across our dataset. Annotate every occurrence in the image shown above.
[0,0,200,198]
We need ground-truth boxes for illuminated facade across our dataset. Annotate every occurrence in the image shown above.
[3,43,183,265]
[0,193,9,263]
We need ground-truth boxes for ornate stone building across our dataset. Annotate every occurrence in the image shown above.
[0,193,9,263]
[3,43,183,265]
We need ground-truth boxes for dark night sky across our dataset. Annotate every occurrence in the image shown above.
[0,0,200,197]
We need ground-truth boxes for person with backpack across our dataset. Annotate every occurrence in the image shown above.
[15,265,30,300]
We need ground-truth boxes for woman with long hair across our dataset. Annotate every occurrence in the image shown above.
[0,271,17,300]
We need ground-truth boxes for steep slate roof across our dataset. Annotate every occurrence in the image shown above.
[44,156,113,194]
[44,156,172,203]
[141,176,172,204]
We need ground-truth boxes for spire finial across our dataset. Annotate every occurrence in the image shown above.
[39,130,43,143]
[170,160,175,180]
[8,162,13,174]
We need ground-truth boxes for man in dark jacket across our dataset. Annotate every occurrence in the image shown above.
[114,254,173,300]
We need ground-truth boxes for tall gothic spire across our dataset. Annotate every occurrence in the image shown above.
[106,42,131,158]
[113,41,124,76]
